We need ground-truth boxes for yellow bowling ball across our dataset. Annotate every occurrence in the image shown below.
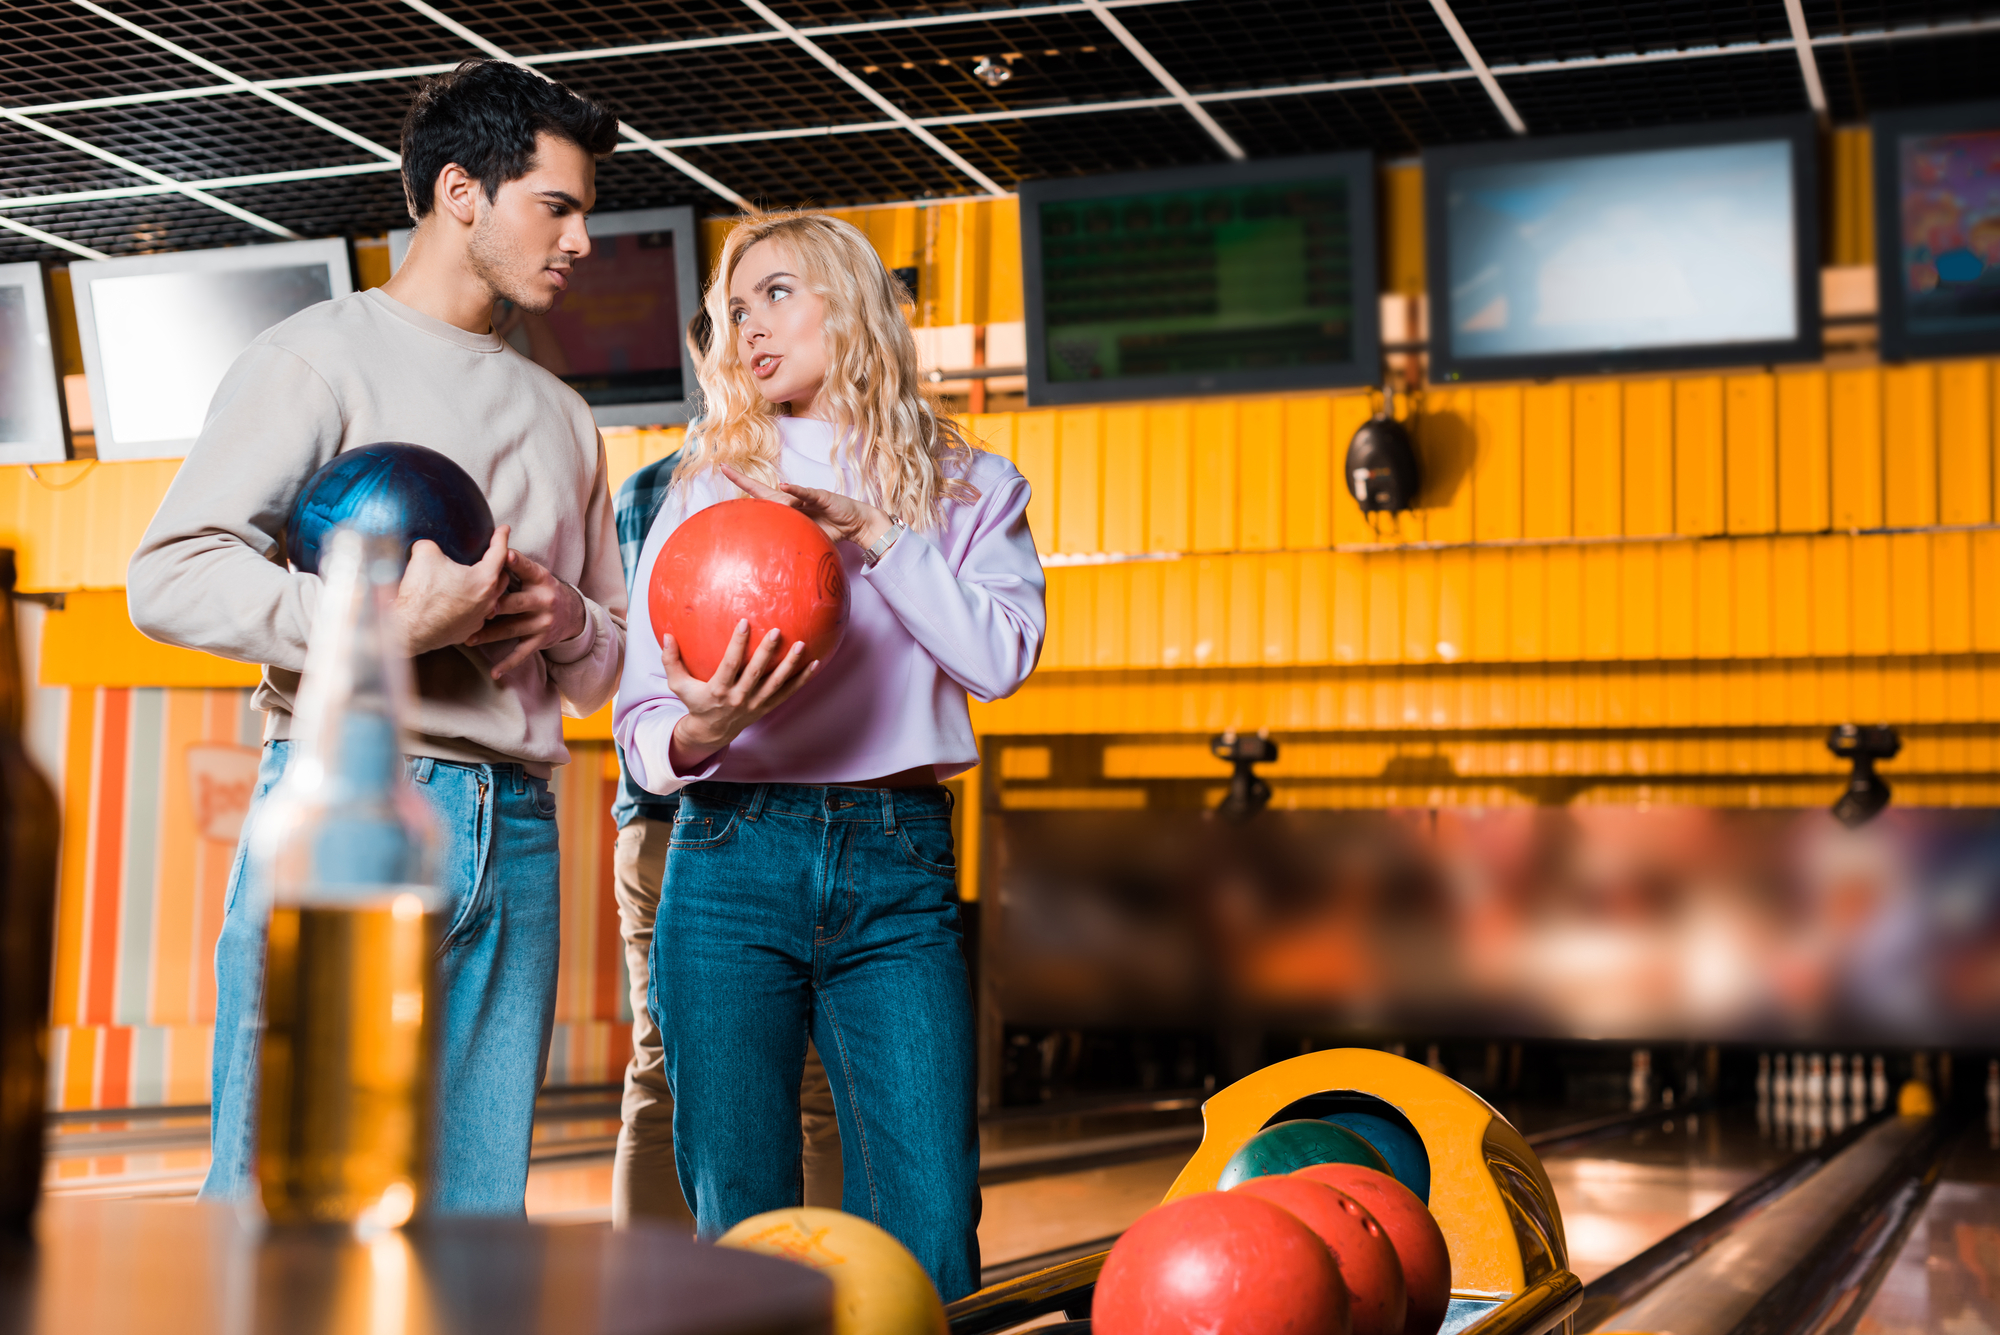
[718,1207,947,1335]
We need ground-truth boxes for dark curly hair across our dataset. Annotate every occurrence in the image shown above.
[400,59,620,219]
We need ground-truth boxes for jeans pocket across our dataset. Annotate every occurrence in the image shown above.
[894,817,957,874]
[669,797,740,850]
[529,777,557,820]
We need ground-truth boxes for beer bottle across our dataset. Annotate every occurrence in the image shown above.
[254,528,439,1228]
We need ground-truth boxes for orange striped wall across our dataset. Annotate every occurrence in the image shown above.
[43,685,634,1109]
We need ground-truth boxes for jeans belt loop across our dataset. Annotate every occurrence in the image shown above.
[881,788,897,834]
[511,765,528,795]
[409,756,435,785]
[744,784,769,822]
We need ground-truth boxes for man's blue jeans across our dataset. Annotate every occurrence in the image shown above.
[651,781,980,1300]
[200,740,562,1213]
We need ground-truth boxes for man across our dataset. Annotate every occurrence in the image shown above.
[608,311,841,1228]
[128,59,626,1213]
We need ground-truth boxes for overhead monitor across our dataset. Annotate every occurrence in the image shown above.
[0,261,69,464]
[1872,99,2000,362]
[1424,116,1820,382]
[69,238,353,461]
[389,205,702,427]
[1019,153,1380,406]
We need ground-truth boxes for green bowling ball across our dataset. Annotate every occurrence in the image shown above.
[1217,1118,1392,1191]
[1325,1111,1432,1204]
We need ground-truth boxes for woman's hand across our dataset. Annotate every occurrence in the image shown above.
[664,618,817,773]
[720,463,893,550]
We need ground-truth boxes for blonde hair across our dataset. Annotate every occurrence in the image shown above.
[674,212,976,529]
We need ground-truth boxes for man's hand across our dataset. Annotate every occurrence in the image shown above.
[465,547,588,679]
[663,620,816,773]
[391,526,511,656]
[720,463,893,550]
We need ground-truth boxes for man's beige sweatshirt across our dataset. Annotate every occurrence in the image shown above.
[128,287,626,775]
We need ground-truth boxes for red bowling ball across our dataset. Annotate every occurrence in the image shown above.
[1294,1165,1451,1335]
[1231,1176,1406,1335]
[649,498,851,681]
[1094,1191,1349,1335]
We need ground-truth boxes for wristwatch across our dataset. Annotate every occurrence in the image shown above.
[862,522,906,568]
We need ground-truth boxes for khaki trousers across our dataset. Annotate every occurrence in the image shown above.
[611,817,843,1228]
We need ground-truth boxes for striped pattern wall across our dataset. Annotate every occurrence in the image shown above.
[43,691,636,1109]
[965,361,2000,560]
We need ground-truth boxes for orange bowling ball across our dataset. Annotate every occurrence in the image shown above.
[649,498,850,681]
[1294,1165,1451,1335]
[1094,1191,1349,1335]
[1231,1176,1405,1335]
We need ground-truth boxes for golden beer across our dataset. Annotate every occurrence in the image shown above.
[258,889,438,1226]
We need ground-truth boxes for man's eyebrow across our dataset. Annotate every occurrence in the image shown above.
[536,189,585,210]
[752,271,797,293]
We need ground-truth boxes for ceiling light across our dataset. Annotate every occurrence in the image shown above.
[974,56,1011,87]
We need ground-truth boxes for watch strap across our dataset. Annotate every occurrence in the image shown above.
[862,522,906,568]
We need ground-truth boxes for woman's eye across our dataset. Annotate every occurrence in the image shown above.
[731,309,746,325]
[769,285,790,301]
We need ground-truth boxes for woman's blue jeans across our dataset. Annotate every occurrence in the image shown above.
[200,740,562,1213]
[651,781,980,1300]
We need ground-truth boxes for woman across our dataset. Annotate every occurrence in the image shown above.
[612,212,1044,1298]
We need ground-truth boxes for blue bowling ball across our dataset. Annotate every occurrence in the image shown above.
[286,442,495,575]
[1324,1111,1431,1203]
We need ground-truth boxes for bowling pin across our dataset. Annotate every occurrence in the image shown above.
[1828,1055,1847,1133]
[1850,1054,1868,1111]
[1985,1059,1997,1150]
[1630,1050,1652,1111]
[1871,1055,1889,1111]
[1806,1054,1825,1108]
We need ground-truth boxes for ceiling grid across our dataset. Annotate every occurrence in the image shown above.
[1,0,1996,262]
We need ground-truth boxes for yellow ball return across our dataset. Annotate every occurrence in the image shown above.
[947,1049,1583,1335]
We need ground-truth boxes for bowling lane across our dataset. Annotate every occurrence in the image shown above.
[1846,1113,2000,1335]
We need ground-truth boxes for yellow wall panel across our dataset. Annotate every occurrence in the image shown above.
[1624,380,1675,536]
[1039,568,1070,669]
[1190,401,1239,553]
[1145,404,1193,553]
[987,200,1023,324]
[1620,543,1659,659]
[1383,164,1426,295]
[1545,546,1582,661]
[1509,547,1546,661]
[1416,389,1475,545]
[1775,370,1830,534]
[1127,561,1163,667]
[1193,556,1226,667]
[1695,541,1733,658]
[1092,563,1129,668]
[1435,548,1470,663]
[1402,550,1438,664]
[1933,530,1972,655]
[1283,397,1336,550]
[1472,386,1524,541]
[1055,408,1103,553]
[1974,532,2000,652]
[1674,377,1726,536]
[1521,384,1573,539]
[1227,556,1262,666]
[968,411,1015,462]
[1830,369,1884,529]
[40,590,261,687]
[1851,533,1891,656]
[1883,364,1939,527]
[1367,553,1402,664]
[1581,546,1619,659]
[1830,127,1875,267]
[1160,558,1194,667]
[1938,360,1992,526]
[1889,532,1933,655]
[1237,399,1285,552]
[1101,406,1147,554]
[1013,411,1057,553]
[1812,535,1852,657]
[1572,382,1623,538]
[1331,553,1366,664]
[1773,536,1812,657]
[1296,551,1332,664]
[1659,542,1697,659]
[1732,538,1772,659]
[1469,549,1509,661]
[1263,554,1298,665]
[1725,375,1776,534]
